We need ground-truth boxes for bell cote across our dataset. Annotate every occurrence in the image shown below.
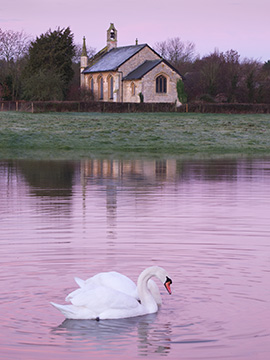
[107,23,117,51]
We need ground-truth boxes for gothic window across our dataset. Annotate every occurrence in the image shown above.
[131,82,136,96]
[98,76,103,100]
[108,76,114,100]
[89,77,94,93]
[156,75,167,93]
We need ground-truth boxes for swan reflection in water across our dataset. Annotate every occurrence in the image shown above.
[52,314,171,356]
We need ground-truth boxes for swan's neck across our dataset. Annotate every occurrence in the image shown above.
[137,268,158,313]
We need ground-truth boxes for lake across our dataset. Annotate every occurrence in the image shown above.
[1,156,270,359]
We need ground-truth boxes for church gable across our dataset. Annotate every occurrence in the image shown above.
[122,60,182,104]
[142,61,181,103]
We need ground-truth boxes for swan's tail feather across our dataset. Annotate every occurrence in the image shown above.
[50,302,78,319]
[50,302,96,320]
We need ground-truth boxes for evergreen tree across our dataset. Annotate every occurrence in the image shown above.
[22,69,64,101]
[23,27,75,100]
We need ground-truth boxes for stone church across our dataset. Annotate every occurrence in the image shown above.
[80,23,182,104]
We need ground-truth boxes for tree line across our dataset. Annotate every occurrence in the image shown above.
[154,38,270,104]
[0,27,269,103]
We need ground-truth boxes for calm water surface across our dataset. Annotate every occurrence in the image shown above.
[1,156,270,359]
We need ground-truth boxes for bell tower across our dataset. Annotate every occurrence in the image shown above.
[107,23,117,51]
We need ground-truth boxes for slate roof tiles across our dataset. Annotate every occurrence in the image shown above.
[83,44,148,73]
[123,60,162,80]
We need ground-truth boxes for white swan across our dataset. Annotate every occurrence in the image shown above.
[51,266,172,320]
[65,270,162,305]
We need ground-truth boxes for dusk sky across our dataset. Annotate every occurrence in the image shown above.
[1,0,269,62]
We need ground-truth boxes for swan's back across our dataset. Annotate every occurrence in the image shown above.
[87,272,138,297]
[66,271,137,302]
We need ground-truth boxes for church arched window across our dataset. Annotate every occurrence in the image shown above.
[98,76,103,100]
[156,75,167,93]
[131,82,136,96]
[108,75,114,100]
[89,77,94,93]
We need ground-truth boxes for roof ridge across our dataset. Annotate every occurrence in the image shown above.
[114,43,147,49]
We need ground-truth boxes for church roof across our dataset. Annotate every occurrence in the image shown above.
[123,60,162,80]
[123,58,183,80]
[87,46,108,68]
[83,44,148,73]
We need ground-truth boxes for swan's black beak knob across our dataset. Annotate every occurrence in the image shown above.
[164,276,172,295]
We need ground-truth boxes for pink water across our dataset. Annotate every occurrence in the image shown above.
[1,157,270,359]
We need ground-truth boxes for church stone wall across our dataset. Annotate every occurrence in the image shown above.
[84,72,120,102]
[123,80,142,103]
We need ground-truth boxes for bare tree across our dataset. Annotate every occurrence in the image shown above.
[0,29,31,99]
[0,29,31,62]
[258,60,270,103]
[199,50,222,96]
[221,49,241,102]
[154,37,198,71]
[73,43,96,64]
[237,58,261,103]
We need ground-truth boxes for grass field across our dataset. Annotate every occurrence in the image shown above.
[0,111,270,158]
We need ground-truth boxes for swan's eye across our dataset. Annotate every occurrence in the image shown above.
[164,276,172,295]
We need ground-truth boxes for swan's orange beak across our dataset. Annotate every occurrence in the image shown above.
[164,277,172,295]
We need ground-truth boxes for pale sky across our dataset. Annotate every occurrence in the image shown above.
[0,0,269,62]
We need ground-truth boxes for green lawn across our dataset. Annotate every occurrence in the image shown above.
[0,111,270,158]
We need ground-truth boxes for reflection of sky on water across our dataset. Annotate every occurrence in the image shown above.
[0,157,270,359]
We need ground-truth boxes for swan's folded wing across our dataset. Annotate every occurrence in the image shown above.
[85,271,138,298]
[69,285,140,311]
[65,287,82,302]
[99,272,137,297]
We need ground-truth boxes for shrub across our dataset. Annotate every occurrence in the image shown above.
[199,94,216,103]
[177,79,187,104]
